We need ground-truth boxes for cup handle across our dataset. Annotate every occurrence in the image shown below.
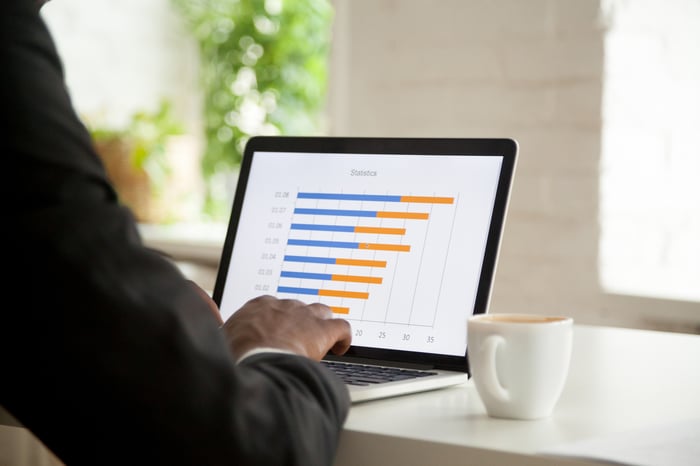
[482,335,510,402]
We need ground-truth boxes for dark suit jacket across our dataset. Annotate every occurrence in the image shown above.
[0,1,350,464]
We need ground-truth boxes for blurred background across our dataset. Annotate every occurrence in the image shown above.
[38,0,700,333]
[2,1,699,463]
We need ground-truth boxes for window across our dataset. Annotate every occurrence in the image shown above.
[599,0,700,303]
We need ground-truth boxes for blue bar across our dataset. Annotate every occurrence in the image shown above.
[290,223,355,232]
[277,286,319,296]
[284,255,336,264]
[294,208,377,217]
[288,239,359,249]
[281,271,332,280]
[298,192,402,202]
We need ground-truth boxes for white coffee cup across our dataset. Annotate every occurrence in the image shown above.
[467,313,573,420]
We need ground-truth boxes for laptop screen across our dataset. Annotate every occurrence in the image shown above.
[214,137,517,371]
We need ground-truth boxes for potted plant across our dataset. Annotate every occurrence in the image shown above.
[88,99,201,224]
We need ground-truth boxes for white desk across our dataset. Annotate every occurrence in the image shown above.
[334,324,700,466]
[2,325,699,465]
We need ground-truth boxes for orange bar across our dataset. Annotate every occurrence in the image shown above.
[359,242,411,252]
[400,196,454,204]
[330,306,350,315]
[376,211,429,220]
[331,274,383,284]
[318,289,370,299]
[354,226,406,235]
[336,258,387,268]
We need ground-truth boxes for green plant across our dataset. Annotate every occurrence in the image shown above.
[89,99,185,190]
[87,99,188,223]
[170,0,334,220]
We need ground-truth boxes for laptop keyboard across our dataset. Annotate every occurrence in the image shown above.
[322,360,438,386]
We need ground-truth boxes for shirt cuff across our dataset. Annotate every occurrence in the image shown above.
[236,347,299,364]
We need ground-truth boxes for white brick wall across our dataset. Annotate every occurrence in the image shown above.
[328,0,700,333]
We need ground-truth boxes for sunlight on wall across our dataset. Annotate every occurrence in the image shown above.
[40,0,200,129]
[599,0,700,302]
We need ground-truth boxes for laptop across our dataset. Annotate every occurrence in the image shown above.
[212,136,518,403]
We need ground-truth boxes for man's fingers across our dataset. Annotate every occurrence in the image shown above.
[306,303,351,354]
[306,302,351,351]
[308,302,333,319]
[325,318,352,355]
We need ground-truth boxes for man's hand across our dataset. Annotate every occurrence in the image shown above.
[222,295,352,361]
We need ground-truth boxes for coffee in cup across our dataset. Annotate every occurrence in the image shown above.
[467,313,573,420]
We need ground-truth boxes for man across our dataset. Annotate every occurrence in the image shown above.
[0,0,352,465]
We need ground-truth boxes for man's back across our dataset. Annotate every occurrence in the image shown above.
[1,1,350,464]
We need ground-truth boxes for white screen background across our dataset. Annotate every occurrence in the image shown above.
[219,152,503,356]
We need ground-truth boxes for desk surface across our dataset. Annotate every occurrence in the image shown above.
[335,324,700,466]
[2,324,699,465]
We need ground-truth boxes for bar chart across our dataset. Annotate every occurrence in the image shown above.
[275,191,457,328]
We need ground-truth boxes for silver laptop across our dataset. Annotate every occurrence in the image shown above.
[213,136,518,403]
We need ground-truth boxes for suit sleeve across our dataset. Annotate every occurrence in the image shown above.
[0,2,350,465]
